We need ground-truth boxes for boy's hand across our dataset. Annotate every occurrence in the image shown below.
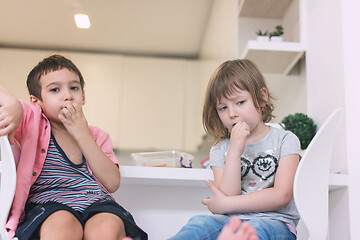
[58,103,90,140]
[229,121,250,155]
[0,89,22,144]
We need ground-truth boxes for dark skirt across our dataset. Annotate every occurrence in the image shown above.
[15,200,147,240]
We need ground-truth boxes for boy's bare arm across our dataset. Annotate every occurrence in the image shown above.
[59,103,120,193]
[0,85,23,144]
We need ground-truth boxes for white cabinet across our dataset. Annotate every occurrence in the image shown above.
[238,0,305,75]
[77,54,123,148]
[78,53,204,152]
[118,57,187,151]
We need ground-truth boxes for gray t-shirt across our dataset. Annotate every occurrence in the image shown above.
[209,126,301,229]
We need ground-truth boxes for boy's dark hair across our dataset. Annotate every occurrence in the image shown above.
[27,54,85,100]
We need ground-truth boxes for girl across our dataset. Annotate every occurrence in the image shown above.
[169,59,301,240]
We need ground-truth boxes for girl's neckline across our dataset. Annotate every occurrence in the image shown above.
[246,126,273,146]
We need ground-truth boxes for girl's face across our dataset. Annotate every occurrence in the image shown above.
[216,88,264,133]
[30,68,85,123]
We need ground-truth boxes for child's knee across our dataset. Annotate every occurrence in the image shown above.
[40,210,83,239]
[43,210,81,228]
[84,213,125,240]
[188,214,228,228]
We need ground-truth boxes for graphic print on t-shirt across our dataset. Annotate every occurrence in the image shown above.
[240,150,279,193]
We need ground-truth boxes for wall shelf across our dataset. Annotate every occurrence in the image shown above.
[239,0,293,19]
[329,173,349,191]
[238,0,304,75]
[241,40,305,75]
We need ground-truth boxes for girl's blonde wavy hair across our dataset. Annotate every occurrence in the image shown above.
[202,59,275,144]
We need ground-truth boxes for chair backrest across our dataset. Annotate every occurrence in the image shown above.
[0,135,17,240]
[293,108,343,240]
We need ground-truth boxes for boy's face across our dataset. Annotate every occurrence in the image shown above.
[30,68,85,123]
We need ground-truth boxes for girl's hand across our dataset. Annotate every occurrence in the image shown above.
[229,121,250,155]
[58,103,90,140]
[202,180,230,214]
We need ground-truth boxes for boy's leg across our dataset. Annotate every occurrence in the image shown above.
[84,212,126,240]
[247,219,296,240]
[81,200,147,240]
[168,214,229,240]
[15,202,83,240]
[39,210,83,240]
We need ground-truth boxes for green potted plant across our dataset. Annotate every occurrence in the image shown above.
[281,113,317,150]
[255,29,269,41]
[269,25,284,42]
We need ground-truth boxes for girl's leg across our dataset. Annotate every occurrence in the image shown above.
[247,219,296,240]
[168,214,230,240]
[83,212,126,240]
[217,217,258,240]
[39,210,83,240]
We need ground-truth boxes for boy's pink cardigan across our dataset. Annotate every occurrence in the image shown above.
[6,100,119,238]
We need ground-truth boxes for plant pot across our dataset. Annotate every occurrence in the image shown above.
[256,36,269,41]
[270,36,283,42]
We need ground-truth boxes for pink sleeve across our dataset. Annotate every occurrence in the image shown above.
[90,126,119,167]
[14,100,27,142]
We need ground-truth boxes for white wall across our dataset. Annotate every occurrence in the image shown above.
[306,0,360,238]
[341,0,360,239]
[200,0,238,60]
[264,72,307,122]
[0,48,50,101]
[306,0,347,173]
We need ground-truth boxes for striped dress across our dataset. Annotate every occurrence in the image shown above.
[27,134,115,212]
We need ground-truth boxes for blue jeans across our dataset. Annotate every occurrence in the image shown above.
[167,215,296,240]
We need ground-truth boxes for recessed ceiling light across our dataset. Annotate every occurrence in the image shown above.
[74,14,91,29]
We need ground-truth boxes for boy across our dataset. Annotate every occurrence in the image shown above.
[0,54,147,240]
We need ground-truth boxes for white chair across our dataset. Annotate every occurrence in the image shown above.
[0,135,17,240]
[293,108,343,240]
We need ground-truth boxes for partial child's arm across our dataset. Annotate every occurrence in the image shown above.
[59,103,120,193]
[213,121,249,196]
[202,154,299,214]
[0,85,23,144]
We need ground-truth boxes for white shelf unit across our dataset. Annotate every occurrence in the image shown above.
[238,0,305,75]
[329,173,349,191]
[239,0,293,19]
[241,40,305,75]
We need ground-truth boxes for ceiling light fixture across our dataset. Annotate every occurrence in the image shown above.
[74,14,91,29]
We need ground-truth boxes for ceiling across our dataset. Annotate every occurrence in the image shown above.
[0,0,214,59]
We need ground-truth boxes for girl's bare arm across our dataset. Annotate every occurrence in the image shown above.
[203,154,299,214]
[213,122,250,196]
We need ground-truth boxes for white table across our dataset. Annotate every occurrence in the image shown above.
[113,166,348,240]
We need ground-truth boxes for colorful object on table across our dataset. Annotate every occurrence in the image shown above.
[180,156,192,168]
[201,157,210,169]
